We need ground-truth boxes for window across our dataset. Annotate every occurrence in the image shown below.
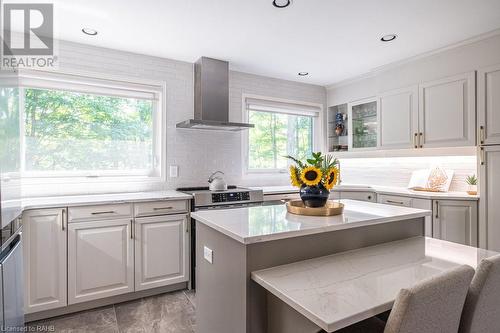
[18,71,165,179]
[245,97,321,172]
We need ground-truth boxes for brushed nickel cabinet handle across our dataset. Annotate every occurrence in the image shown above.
[413,133,418,148]
[435,201,439,219]
[153,207,173,211]
[480,126,485,145]
[386,200,404,205]
[91,211,116,215]
[61,208,66,231]
[130,219,133,239]
[480,147,485,166]
[419,132,424,148]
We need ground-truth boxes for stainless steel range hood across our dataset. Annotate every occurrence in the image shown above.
[176,57,254,131]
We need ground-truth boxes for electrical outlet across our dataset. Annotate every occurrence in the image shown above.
[204,246,213,264]
[169,165,178,178]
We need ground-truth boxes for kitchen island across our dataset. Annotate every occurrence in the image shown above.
[191,199,431,333]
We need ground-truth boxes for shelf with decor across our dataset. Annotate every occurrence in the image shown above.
[327,103,349,152]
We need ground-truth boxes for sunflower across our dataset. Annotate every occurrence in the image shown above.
[324,167,339,190]
[289,166,302,187]
[300,166,323,186]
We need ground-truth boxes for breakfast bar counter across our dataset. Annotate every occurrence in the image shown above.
[252,237,497,332]
[191,200,431,333]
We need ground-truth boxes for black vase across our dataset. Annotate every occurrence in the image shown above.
[300,184,330,208]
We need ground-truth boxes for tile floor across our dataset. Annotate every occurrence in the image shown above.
[26,290,196,333]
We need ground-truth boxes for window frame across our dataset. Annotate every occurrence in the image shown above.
[16,69,167,183]
[242,94,324,174]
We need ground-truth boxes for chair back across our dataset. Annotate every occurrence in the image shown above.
[384,265,475,333]
[459,254,500,333]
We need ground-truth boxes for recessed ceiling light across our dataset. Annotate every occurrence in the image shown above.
[381,34,397,42]
[272,0,291,8]
[82,28,98,36]
[298,72,309,76]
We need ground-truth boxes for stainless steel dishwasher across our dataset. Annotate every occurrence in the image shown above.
[0,224,24,330]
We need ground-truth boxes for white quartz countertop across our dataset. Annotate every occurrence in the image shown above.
[253,184,478,200]
[190,199,431,244]
[252,237,497,332]
[22,190,192,210]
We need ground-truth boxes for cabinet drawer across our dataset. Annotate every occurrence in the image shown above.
[68,203,133,222]
[340,191,376,202]
[134,200,189,217]
[378,195,412,207]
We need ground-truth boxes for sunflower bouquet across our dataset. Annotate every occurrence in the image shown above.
[286,152,340,190]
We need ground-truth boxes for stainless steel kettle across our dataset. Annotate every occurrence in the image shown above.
[208,171,227,191]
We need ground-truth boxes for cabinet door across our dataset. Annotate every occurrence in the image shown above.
[23,208,67,313]
[419,72,476,148]
[478,64,500,145]
[135,214,189,291]
[68,218,133,304]
[479,146,500,251]
[378,86,419,149]
[348,98,378,151]
[433,200,477,246]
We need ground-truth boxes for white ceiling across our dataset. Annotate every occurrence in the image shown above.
[9,0,500,85]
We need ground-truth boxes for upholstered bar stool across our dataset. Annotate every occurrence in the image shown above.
[459,254,500,333]
[333,265,475,333]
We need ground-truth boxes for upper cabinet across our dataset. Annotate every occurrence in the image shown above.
[478,64,500,146]
[328,71,477,153]
[348,98,378,150]
[418,72,476,148]
[378,86,419,150]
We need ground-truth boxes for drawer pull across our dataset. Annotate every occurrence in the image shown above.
[91,211,116,215]
[386,200,405,205]
[153,207,173,211]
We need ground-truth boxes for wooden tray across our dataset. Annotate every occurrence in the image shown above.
[286,200,344,216]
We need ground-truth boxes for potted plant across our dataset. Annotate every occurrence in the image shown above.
[286,152,340,208]
[466,174,478,195]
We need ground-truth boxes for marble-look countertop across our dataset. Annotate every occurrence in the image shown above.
[252,237,497,332]
[190,199,431,244]
[252,184,478,200]
[22,190,192,210]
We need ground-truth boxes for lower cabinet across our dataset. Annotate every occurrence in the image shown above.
[23,208,67,313]
[135,214,189,291]
[68,218,134,304]
[433,200,478,247]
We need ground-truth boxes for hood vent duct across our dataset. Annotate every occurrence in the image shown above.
[176,57,254,131]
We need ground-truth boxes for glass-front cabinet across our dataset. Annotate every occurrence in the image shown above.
[348,98,378,150]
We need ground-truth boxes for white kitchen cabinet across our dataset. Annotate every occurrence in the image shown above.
[433,200,477,247]
[68,218,134,304]
[479,146,500,251]
[418,72,476,148]
[22,208,67,313]
[134,214,189,291]
[348,98,378,150]
[378,194,432,237]
[478,63,500,145]
[378,86,419,149]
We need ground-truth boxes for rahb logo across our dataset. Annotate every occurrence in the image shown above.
[0,2,57,69]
